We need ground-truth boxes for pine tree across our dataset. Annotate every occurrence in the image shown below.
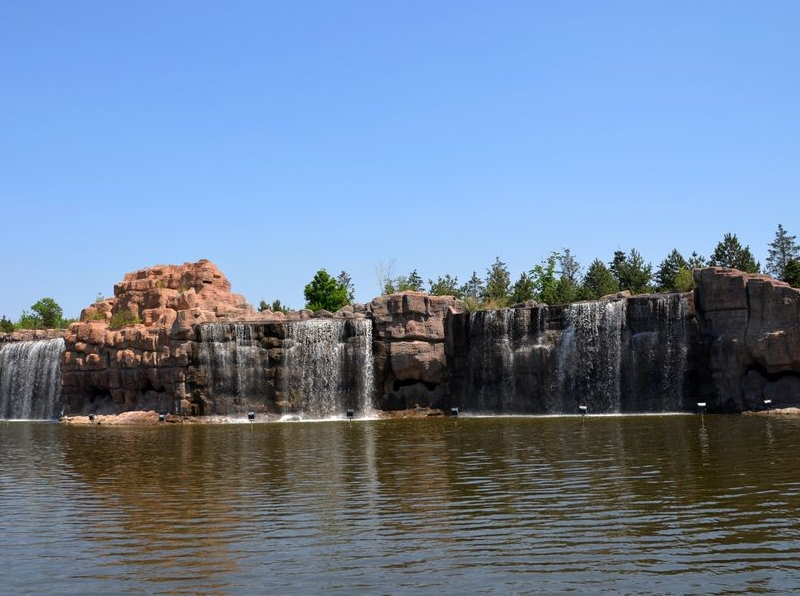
[580,259,619,300]
[709,233,760,272]
[510,272,536,303]
[337,271,355,302]
[656,249,688,292]
[617,249,653,294]
[429,274,462,298]
[687,251,707,270]
[460,271,484,300]
[483,257,511,305]
[783,259,800,288]
[766,224,800,280]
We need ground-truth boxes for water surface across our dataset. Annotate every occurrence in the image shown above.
[2,415,800,595]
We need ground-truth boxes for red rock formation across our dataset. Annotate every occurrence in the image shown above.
[694,267,800,410]
[62,260,255,415]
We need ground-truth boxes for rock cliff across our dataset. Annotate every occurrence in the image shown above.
[693,268,800,410]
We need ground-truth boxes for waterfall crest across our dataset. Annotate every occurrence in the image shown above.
[0,338,65,420]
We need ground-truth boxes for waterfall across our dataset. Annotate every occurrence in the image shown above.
[0,339,65,420]
[283,319,374,419]
[554,300,626,413]
[199,323,269,410]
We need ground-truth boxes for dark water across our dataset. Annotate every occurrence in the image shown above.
[2,415,800,595]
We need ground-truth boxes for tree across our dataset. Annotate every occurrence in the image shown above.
[0,315,13,333]
[709,232,760,272]
[510,272,536,303]
[337,271,355,302]
[374,257,396,295]
[304,269,350,312]
[766,224,800,280]
[385,269,425,293]
[259,299,291,314]
[609,250,627,286]
[617,249,653,294]
[559,248,581,286]
[459,271,484,300]
[783,259,800,288]
[429,274,462,298]
[258,300,269,313]
[483,257,511,305]
[579,259,619,300]
[673,266,695,292]
[656,249,688,292]
[687,251,707,270]
[530,253,560,304]
[18,297,65,329]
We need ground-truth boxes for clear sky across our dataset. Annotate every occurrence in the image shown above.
[1,1,798,319]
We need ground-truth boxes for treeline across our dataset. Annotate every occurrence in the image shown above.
[0,298,77,332]
[377,226,800,310]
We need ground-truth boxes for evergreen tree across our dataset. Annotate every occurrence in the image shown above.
[483,257,511,305]
[579,259,619,300]
[783,259,800,288]
[405,269,424,292]
[558,248,581,286]
[687,251,707,270]
[510,272,536,303]
[304,269,350,312]
[429,274,462,298]
[617,249,653,294]
[609,250,627,286]
[530,253,560,304]
[459,271,484,300]
[0,315,13,333]
[656,249,688,292]
[260,299,291,314]
[258,300,269,312]
[709,233,760,272]
[766,224,800,280]
[337,271,355,302]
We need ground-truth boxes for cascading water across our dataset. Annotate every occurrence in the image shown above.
[283,319,374,419]
[554,299,626,413]
[0,338,65,420]
[199,323,269,410]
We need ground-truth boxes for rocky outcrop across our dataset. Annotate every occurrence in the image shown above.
[368,292,463,410]
[0,329,66,344]
[61,260,255,415]
[694,268,800,411]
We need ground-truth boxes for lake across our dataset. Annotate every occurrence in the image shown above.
[2,415,800,595]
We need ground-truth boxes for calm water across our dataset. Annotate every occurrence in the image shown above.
[2,415,800,595]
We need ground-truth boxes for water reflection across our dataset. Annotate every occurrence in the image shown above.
[2,415,800,594]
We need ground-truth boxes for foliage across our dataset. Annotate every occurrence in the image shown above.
[687,251,707,270]
[609,250,627,286]
[530,253,560,304]
[579,259,619,300]
[384,269,425,293]
[656,249,688,292]
[429,274,462,298]
[459,271,484,300]
[337,271,355,303]
[709,232,759,272]
[108,309,141,330]
[87,311,107,322]
[0,315,13,333]
[555,276,579,304]
[510,272,536,303]
[558,248,581,286]
[304,269,351,312]
[483,257,511,306]
[259,299,292,314]
[374,257,397,295]
[783,259,800,288]
[31,297,63,329]
[766,224,800,280]
[620,249,653,294]
[673,266,695,292]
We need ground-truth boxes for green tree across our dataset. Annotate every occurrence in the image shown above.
[673,266,695,292]
[337,271,355,302]
[656,249,688,292]
[0,315,13,333]
[483,257,511,305]
[259,299,291,314]
[258,300,269,313]
[559,248,581,286]
[429,274,462,298]
[510,272,536,303]
[709,233,760,272]
[530,253,560,304]
[20,297,65,329]
[304,269,350,312]
[766,224,800,280]
[459,271,484,300]
[783,259,800,288]
[385,269,425,293]
[579,259,619,300]
[609,250,627,287]
[616,249,653,294]
[687,251,707,270]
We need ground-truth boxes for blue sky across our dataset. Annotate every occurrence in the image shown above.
[1,1,798,318]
